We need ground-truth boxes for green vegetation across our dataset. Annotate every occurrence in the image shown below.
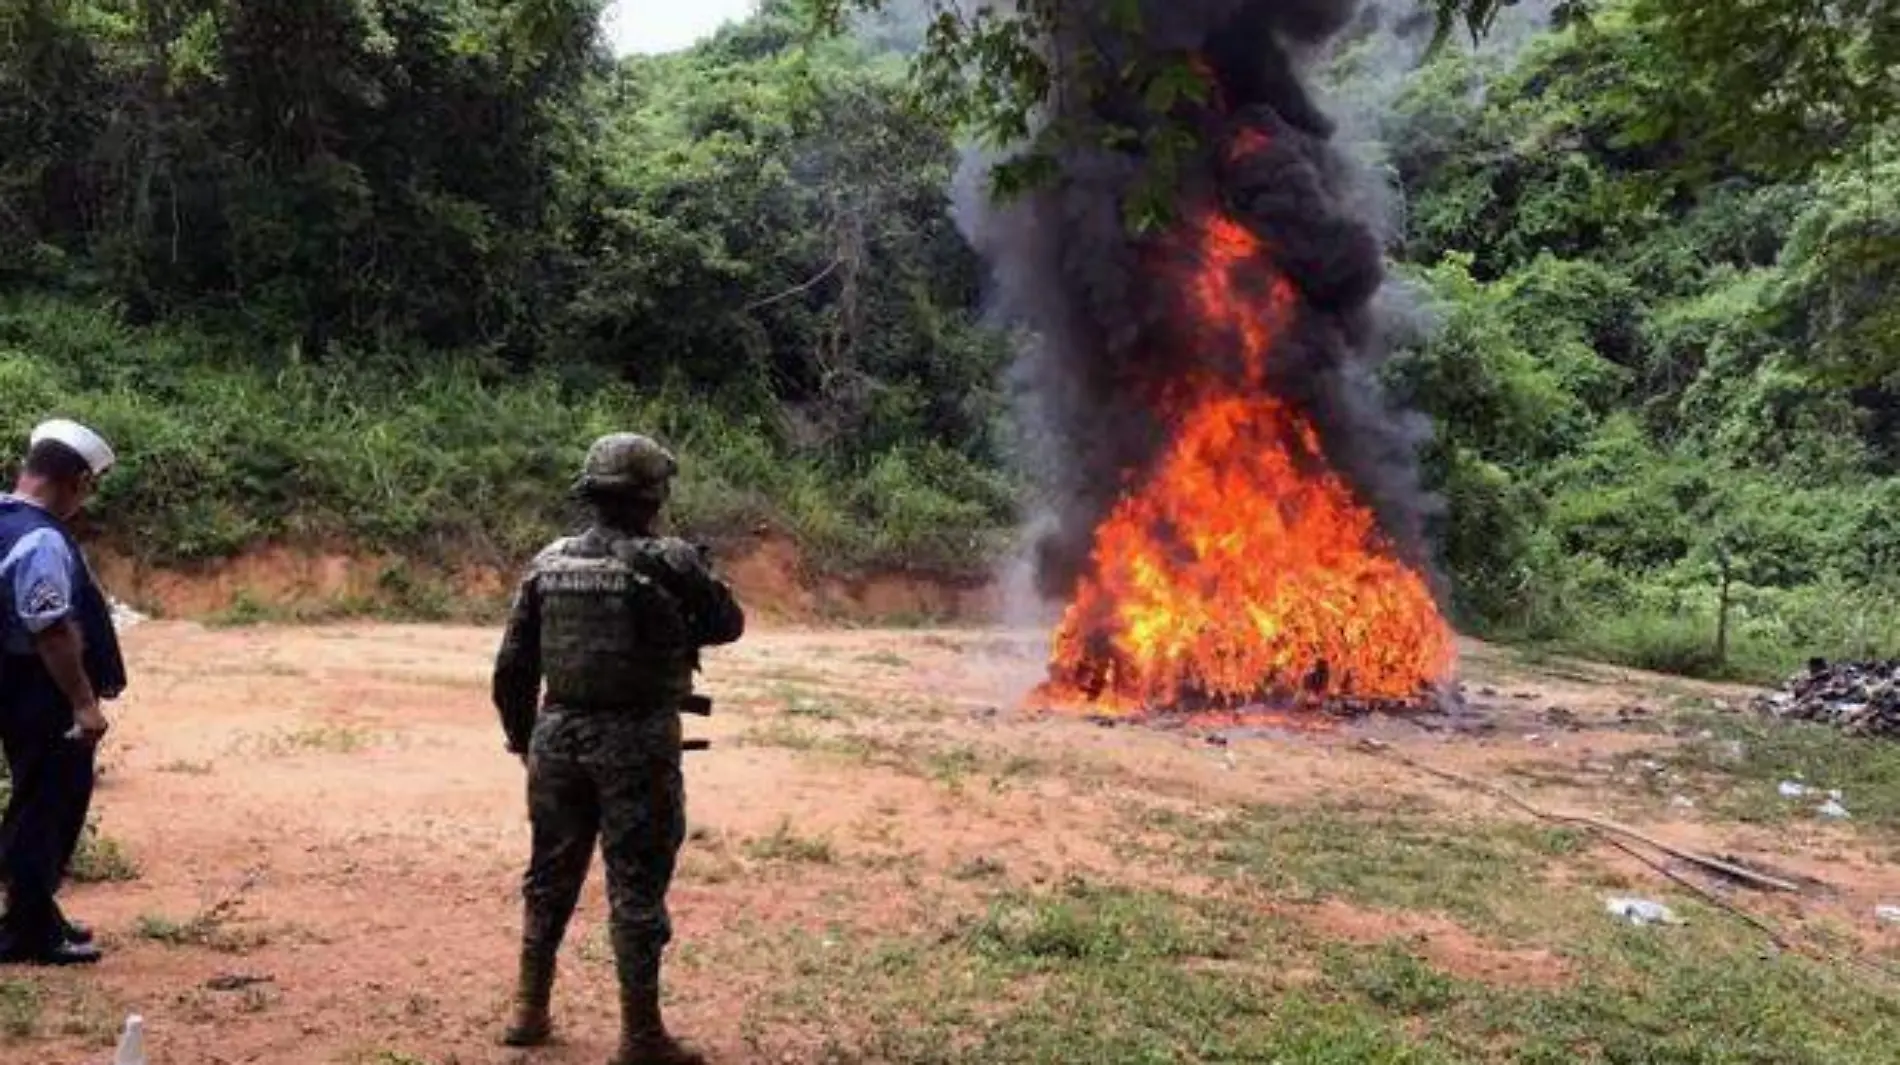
[0,0,1013,584]
[230,723,379,758]
[0,778,137,883]
[0,979,41,1039]
[133,906,264,953]
[719,874,1900,1063]
[68,820,139,883]
[1634,711,1900,832]
[1371,8,1900,679]
[4,1,1896,678]
[744,818,838,865]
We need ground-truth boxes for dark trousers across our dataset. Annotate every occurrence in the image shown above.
[0,685,95,957]
[521,753,685,990]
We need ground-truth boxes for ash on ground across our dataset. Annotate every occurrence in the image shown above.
[1755,659,1900,738]
[1078,684,1493,746]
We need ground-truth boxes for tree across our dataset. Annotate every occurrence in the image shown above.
[800,0,1899,204]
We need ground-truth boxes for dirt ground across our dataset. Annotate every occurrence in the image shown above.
[6,621,1899,1064]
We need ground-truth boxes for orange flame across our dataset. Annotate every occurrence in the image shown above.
[1035,205,1456,718]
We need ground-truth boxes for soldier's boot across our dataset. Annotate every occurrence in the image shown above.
[501,946,557,1047]
[609,982,704,1065]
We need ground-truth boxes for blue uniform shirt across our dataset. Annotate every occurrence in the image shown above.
[0,496,77,654]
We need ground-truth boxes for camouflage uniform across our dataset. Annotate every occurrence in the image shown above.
[492,434,744,1065]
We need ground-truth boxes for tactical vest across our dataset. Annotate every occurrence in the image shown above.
[0,498,127,703]
[536,531,695,711]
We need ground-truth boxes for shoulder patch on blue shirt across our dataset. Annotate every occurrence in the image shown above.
[24,578,67,617]
[5,527,77,634]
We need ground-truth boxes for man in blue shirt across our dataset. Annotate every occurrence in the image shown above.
[0,419,126,966]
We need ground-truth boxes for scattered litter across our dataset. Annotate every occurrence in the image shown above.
[1817,798,1852,820]
[1605,897,1679,926]
[1755,658,1900,738]
[1640,760,1664,773]
[1876,905,1900,925]
[113,1014,146,1065]
[1779,781,1811,798]
[1670,795,1696,810]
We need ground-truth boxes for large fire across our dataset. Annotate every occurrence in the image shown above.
[1035,169,1457,718]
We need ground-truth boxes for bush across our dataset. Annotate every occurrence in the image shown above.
[0,295,1016,580]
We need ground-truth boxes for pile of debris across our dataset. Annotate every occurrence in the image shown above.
[1754,658,1900,737]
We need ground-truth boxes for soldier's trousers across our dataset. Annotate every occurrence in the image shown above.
[521,751,685,988]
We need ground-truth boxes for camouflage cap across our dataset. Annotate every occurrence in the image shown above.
[575,433,677,500]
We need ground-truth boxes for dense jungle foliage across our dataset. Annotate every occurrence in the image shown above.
[1,0,1895,678]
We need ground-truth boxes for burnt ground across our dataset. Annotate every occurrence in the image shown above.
[4,624,1899,1063]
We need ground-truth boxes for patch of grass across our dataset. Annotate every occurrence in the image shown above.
[0,979,41,1038]
[744,819,836,865]
[577,926,613,966]
[157,759,215,775]
[0,979,118,1045]
[724,883,1453,1063]
[924,745,982,788]
[235,724,377,758]
[205,589,272,628]
[680,831,746,885]
[1323,942,1459,1013]
[134,909,265,954]
[777,688,851,722]
[1639,710,1900,831]
[1151,799,1589,932]
[966,881,1236,965]
[740,719,826,751]
[857,651,912,668]
[68,821,140,883]
[714,870,1900,1064]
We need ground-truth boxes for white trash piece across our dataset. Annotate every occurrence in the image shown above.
[1605,897,1678,926]
[113,1014,146,1065]
[1778,781,1810,798]
[1818,798,1852,820]
[1875,905,1900,925]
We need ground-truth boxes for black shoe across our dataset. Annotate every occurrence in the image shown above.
[0,940,101,966]
[63,920,93,946]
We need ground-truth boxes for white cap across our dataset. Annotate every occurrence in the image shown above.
[29,418,116,476]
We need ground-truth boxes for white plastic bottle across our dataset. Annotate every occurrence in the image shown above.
[113,1014,147,1065]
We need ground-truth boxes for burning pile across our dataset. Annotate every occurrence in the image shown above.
[961,1,1457,721]
[1036,210,1455,716]
[1755,659,1900,738]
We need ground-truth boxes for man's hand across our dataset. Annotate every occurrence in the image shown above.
[68,700,109,743]
[34,619,104,738]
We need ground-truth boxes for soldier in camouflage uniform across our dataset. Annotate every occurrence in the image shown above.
[491,433,744,1065]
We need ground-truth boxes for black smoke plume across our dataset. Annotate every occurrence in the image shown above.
[956,0,1441,605]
